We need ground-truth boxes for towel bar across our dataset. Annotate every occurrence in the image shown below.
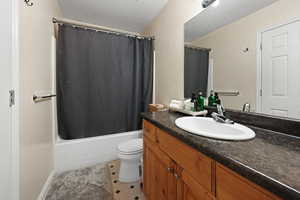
[33,94,56,103]
[215,91,240,96]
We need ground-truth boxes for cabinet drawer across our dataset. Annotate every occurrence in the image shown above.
[216,164,281,200]
[156,128,214,193]
[143,120,157,143]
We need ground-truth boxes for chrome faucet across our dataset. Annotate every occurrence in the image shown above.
[217,104,224,116]
[212,104,234,124]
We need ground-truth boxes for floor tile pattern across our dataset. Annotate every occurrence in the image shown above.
[108,160,145,200]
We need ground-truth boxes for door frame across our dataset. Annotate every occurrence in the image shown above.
[11,0,20,199]
[256,17,300,113]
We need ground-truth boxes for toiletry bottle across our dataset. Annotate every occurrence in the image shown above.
[197,92,205,111]
[208,90,215,106]
[214,92,221,105]
[191,93,197,112]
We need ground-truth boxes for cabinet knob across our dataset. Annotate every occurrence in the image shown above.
[167,167,174,173]
[174,173,179,179]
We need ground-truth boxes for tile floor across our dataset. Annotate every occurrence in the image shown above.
[108,160,145,200]
[45,160,144,200]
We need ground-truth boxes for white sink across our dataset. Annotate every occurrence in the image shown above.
[175,117,255,141]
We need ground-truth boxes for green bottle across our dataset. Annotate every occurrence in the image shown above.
[208,90,215,106]
[197,92,205,111]
[214,92,221,106]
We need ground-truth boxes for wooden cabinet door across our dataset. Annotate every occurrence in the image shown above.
[180,170,216,200]
[156,128,213,192]
[144,137,177,200]
[216,164,280,200]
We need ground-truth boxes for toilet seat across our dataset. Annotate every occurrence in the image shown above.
[118,138,143,154]
[119,149,143,155]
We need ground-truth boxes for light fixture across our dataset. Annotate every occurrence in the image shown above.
[24,0,34,6]
[212,0,220,7]
[202,0,219,8]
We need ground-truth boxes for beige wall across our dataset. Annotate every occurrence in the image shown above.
[144,0,204,105]
[19,1,61,200]
[192,0,300,111]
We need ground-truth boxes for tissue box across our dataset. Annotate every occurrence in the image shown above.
[148,104,167,112]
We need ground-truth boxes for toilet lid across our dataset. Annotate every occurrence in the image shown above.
[118,139,143,153]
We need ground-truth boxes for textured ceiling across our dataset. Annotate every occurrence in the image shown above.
[185,0,279,42]
[58,0,168,33]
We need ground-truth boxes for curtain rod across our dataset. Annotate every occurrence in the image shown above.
[185,44,211,52]
[52,17,155,40]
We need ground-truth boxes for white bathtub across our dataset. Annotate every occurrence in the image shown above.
[55,130,141,173]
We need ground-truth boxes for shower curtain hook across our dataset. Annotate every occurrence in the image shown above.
[24,0,34,6]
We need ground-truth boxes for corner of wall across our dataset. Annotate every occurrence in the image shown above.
[19,0,62,199]
[142,0,204,105]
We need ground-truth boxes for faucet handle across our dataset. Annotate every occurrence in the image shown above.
[212,112,234,124]
[217,104,224,116]
[243,103,251,112]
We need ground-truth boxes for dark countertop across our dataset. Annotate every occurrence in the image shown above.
[141,111,300,200]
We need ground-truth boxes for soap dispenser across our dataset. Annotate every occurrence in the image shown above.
[214,92,221,105]
[197,92,205,111]
[191,93,197,112]
[208,90,215,106]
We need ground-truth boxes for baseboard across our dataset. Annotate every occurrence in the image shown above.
[37,170,55,200]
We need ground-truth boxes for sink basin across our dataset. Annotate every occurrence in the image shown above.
[175,117,255,141]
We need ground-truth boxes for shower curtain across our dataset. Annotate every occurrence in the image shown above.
[184,47,209,98]
[56,24,153,140]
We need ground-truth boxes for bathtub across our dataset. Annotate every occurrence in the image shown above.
[55,130,142,173]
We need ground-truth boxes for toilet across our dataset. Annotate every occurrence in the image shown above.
[118,138,143,183]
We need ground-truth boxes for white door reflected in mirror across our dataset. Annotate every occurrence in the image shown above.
[261,21,300,119]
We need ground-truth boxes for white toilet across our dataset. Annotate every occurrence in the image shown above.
[118,138,143,183]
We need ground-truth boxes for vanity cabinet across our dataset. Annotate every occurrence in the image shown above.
[143,120,215,200]
[143,135,177,200]
[143,120,282,200]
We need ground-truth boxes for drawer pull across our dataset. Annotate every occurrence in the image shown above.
[167,167,175,175]
[174,173,179,179]
[167,167,174,174]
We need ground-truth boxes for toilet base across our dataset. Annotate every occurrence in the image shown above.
[118,153,142,183]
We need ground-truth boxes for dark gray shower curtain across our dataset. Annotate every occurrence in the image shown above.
[184,47,209,98]
[56,25,153,140]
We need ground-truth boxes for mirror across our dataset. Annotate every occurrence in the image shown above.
[184,0,300,119]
